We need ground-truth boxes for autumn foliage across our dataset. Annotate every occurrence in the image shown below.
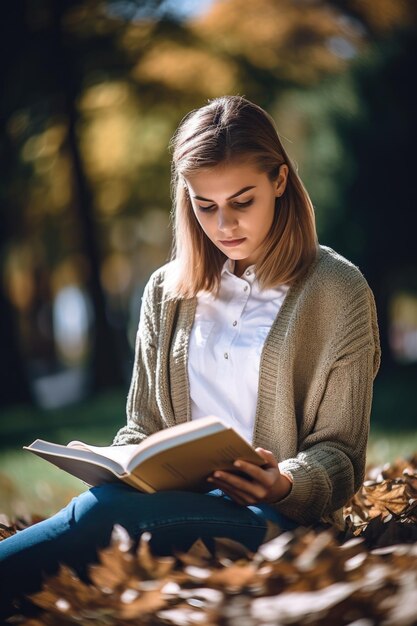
[1,455,417,624]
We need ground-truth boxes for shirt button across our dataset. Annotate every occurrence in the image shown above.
[232,320,237,327]
[224,352,229,359]
[244,285,248,292]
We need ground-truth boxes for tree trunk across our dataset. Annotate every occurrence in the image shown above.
[0,127,33,407]
[48,0,125,390]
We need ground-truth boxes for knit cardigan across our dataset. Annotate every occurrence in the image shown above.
[112,244,381,527]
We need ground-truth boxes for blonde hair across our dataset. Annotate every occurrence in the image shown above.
[164,95,318,298]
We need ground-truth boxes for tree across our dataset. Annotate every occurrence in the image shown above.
[294,25,417,372]
[0,0,167,404]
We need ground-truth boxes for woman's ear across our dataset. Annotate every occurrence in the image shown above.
[275,164,289,197]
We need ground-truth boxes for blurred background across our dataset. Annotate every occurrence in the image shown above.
[1,0,417,518]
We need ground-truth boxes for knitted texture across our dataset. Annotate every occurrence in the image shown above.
[112,245,381,527]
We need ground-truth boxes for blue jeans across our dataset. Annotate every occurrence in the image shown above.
[0,483,297,614]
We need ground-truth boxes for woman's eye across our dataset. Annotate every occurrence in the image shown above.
[197,199,253,212]
[234,199,253,208]
[198,204,216,212]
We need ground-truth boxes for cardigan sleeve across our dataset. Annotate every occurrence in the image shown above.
[112,272,165,446]
[272,284,381,526]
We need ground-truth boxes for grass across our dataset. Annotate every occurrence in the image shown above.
[0,388,126,518]
[0,388,127,450]
[367,429,417,465]
[0,450,85,519]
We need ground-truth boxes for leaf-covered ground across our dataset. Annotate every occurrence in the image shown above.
[1,456,417,625]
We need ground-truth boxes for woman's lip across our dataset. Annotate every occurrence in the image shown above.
[219,237,246,247]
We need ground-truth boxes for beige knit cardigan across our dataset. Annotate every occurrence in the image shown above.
[112,244,381,528]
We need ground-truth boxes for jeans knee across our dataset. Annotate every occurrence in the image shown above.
[72,483,141,528]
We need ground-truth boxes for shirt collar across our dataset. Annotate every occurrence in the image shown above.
[221,258,235,275]
[221,258,256,279]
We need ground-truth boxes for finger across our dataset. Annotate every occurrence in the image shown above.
[212,469,259,494]
[254,448,278,468]
[233,460,276,486]
[220,488,250,506]
[211,481,256,506]
[210,471,265,501]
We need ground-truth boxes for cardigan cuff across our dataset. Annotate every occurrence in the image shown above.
[271,459,329,525]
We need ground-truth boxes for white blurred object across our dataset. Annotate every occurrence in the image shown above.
[53,286,92,365]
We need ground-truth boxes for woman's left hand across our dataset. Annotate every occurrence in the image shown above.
[207,447,292,505]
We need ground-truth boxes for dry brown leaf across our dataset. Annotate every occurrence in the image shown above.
[157,605,220,626]
[135,531,176,579]
[0,522,16,542]
[88,547,135,592]
[363,480,409,516]
[404,473,417,505]
[3,452,417,625]
[255,531,294,562]
[30,564,104,612]
[177,586,223,607]
[175,537,214,566]
[363,515,417,549]
[213,536,254,561]
[206,562,259,590]
[118,587,168,620]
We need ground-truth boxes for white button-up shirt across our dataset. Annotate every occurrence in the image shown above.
[188,259,290,444]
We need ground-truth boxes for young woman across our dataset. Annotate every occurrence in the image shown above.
[0,95,381,615]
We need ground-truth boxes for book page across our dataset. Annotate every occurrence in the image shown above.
[24,440,125,475]
[67,441,142,469]
[25,440,155,492]
[68,416,227,471]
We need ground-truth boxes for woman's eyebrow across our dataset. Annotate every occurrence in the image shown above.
[192,185,256,202]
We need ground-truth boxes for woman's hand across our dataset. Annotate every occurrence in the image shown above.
[207,447,293,506]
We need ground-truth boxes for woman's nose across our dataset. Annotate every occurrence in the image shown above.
[217,208,237,232]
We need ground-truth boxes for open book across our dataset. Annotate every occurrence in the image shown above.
[24,416,266,493]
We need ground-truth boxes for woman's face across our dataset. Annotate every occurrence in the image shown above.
[184,160,288,276]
